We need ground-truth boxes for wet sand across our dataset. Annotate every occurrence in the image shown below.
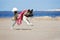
[0,17,60,40]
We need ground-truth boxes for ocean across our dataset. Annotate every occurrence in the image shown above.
[0,11,60,18]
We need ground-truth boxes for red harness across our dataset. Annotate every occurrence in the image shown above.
[16,10,27,25]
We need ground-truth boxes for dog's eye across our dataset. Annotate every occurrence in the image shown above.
[14,11,17,13]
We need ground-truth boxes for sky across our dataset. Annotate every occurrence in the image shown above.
[0,0,60,11]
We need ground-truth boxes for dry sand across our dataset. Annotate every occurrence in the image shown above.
[0,17,60,40]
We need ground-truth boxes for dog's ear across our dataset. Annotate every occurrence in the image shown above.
[28,9,30,12]
[30,9,33,13]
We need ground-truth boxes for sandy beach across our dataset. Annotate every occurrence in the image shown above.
[0,17,60,40]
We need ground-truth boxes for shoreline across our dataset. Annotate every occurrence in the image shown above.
[0,16,60,20]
